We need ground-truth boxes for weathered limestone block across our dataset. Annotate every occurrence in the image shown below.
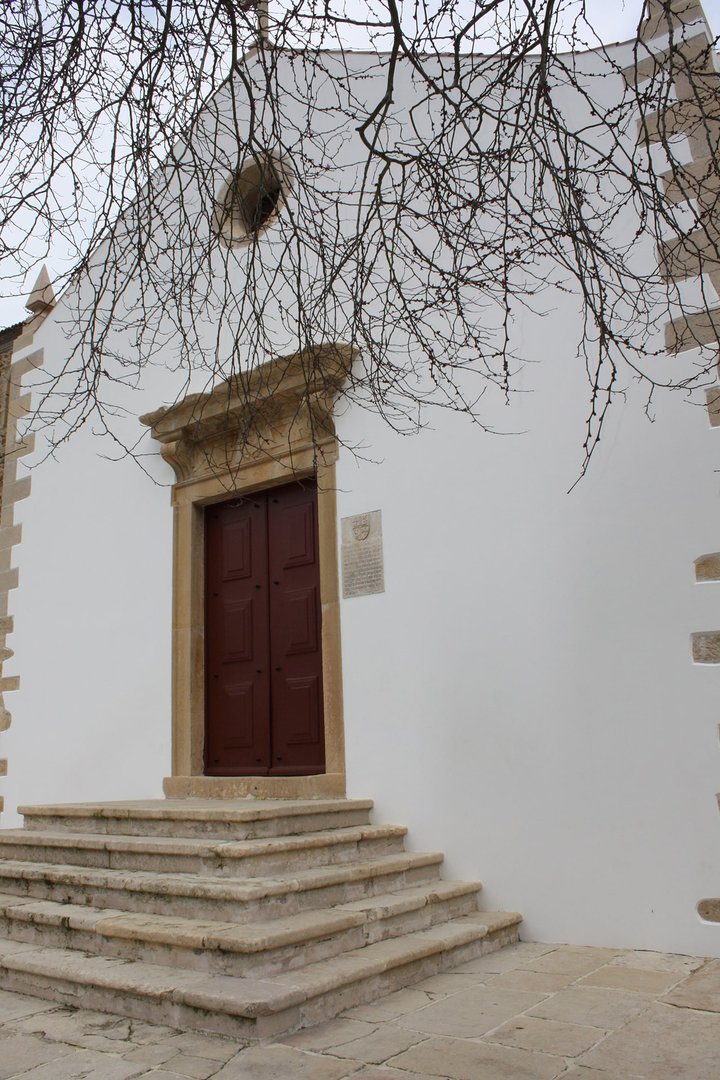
[666,308,720,353]
[691,631,720,662]
[697,898,720,922]
[695,552,720,580]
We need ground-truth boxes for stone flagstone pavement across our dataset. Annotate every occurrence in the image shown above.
[0,941,719,1079]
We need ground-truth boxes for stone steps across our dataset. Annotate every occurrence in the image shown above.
[0,798,523,1037]
[0,879,482,977]
[0,850,445,920]
[0,823,407,876]
[18,798,375,838]
[0,911,521,1039]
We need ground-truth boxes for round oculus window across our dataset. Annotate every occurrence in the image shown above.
[215,156,287,243]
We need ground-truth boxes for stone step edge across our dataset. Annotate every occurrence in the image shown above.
[18,798,374,824]
[0,879,482,955]
[0,850,444,903]
[0,911,522,1020]
[0,823,407,860]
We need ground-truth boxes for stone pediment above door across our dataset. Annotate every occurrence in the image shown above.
[139,343,354,487]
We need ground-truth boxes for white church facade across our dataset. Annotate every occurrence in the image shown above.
[0,0,719,993]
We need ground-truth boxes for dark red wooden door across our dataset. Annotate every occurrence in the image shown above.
[267,481,325,776]
[204,480,325,776]
[204,495,271,774]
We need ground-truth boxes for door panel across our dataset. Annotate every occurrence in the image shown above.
[277,501,317,568]
[283,586,320,654]
[204,480,325,776]
[268,480,325,775]
[221,517,253,578]
[222,597,255,662]
[205,497,271,774]
[219,681,256,748]
[284,675,322,744]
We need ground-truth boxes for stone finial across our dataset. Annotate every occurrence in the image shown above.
[25,265,56,315]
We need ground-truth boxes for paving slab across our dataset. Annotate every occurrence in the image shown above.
[341,987,439,1022]
[8,1005,177,1051]
[385,1034,566,1079]
[410,972,487,993]
[449,942,558,975]
[152,1054,220,1079]
[562,1069,646,1080]
[345,1069,440,1080]
[662,957,720,1011]
[578,1001,720,1079]
[0,1033,77,1080]
[211,1044,361,1079]
[6,1048,148,1079]
[145,1073,210,1080]
[324,1025,427,1063]
[483,1014,606,1057]
[520,946,623,976]
[528,985,653,1029]
[122,1043,180,1066]
[0,990,58,1023]
[577,964,686,994]
[607,950,707,975]
[394,986,547,1038]
[153,1032,244,1062]
[281,1017,377,1050]
[487,968,577,993]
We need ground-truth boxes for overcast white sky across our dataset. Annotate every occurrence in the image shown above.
[2,0,719,330]
[589,0,719,40]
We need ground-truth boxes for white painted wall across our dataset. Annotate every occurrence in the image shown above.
[336,314,720,957]
[1,38,719,958]
[0,391,175,814]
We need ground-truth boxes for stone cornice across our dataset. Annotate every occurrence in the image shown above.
[140,343,354,485]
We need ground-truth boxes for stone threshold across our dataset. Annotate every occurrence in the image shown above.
[163,774,347,799]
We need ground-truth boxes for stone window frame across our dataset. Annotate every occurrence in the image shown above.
[141,343,352,799]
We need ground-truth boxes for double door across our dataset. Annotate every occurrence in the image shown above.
[204,479,325,775]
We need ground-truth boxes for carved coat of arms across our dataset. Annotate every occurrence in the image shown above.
[352,515,371,542]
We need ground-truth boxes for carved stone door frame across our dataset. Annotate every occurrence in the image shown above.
[141,344,351,798]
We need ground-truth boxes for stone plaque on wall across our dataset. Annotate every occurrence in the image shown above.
[341,511,385,598]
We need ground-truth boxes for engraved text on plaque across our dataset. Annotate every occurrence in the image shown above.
[341,510,385,598]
